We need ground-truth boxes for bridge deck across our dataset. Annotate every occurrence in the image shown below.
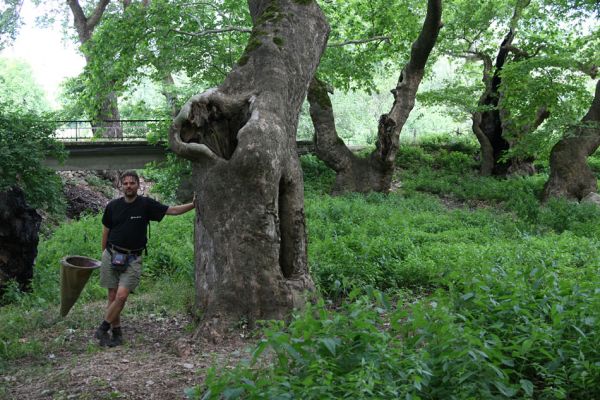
[45,140,320,171]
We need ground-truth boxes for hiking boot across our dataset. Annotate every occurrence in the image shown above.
[94,327,111,347]
[108,333,123,347]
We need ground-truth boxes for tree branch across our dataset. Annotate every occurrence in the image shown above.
[172,26,252,37]
[509,0,531,29]
[578,63,598,79]
[87,0,111,32]
[532,106,550,130]
[445,50,492,64]
[169,91,220,162]
[174,26,391,50]
[66,0,110,42]
[502,45,529,58]
[66,0,88,40]
[480,52,494,92]
[328,35,390,47]
[307,77,355,173]
[407,0,443,71]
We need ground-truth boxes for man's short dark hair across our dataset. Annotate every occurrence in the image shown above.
[120,170,140,184]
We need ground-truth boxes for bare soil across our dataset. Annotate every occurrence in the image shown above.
[1,310,253,399]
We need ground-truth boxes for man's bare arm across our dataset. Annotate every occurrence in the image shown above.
[165,202,195,216]
[102,226,109,251]
[166,193,196,216]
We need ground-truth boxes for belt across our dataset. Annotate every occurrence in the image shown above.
[108,243,144,256]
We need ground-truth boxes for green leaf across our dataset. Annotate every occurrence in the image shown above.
[461,292,475,301]
[319,337,340,356]
[520,379,534,396]
[493,381,517,397]
[223,388,244,399]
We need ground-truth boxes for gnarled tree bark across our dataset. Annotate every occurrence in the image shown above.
[169,0,329,334]
[543,80,600,201]
[0,187,41,297]
[307,0,442,194]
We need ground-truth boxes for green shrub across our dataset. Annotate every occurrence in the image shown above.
[395,145,435,170]
[143,153,192,202]
[418,134,479,155]
[191,292,412,400]
[301,155,336,196]
[538,197,600,236]
[433,150,477,173]
[0,101,66,212]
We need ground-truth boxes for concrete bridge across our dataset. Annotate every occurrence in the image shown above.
[44,140,169,171]
[43,120,366,171]
[44,139,318,171]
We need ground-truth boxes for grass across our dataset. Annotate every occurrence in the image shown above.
[4,136,600,398]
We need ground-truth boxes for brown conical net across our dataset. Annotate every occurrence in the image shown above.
[60,256,101,317]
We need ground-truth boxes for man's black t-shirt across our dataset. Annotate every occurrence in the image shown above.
[102,196,169,250]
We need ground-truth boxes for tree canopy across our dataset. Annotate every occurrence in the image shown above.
[0,0,23,50]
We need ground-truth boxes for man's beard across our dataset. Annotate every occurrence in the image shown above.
[124,190,137,200]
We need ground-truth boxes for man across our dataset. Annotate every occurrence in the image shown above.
[95,170,195,347]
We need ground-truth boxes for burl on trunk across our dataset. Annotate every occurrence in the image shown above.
[169,0,329,333]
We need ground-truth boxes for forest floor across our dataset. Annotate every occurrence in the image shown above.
[0,298,253,399]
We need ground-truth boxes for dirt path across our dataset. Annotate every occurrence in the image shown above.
[1,312,252,399]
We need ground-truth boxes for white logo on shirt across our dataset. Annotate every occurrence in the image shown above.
[130,216,142,219]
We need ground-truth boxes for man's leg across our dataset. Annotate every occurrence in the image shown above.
[97,255,141,347]
[95,287,116,346]
[105,286,130,326]
[107,288,120,328]
[104,286,129,347]
[96,249,119,346]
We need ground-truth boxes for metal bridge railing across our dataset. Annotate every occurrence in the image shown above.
[52,119,168,142]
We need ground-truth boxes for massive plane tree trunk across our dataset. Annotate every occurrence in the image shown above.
[170,0,329,334]
[307,0,442,194]
[67,0,123,138]
[543,80,600,200]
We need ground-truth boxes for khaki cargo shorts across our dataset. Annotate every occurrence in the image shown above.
[100,249,143,290]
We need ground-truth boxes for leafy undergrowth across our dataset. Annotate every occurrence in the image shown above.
[192,149,600,399]
[194,276,600,399]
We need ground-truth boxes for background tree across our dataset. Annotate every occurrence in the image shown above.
[71,0,250,117]
[169,0,329,334]
[0,57,50,111]
[64,0,126,137]
[308,0,443,194]
[421,0,598,176]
